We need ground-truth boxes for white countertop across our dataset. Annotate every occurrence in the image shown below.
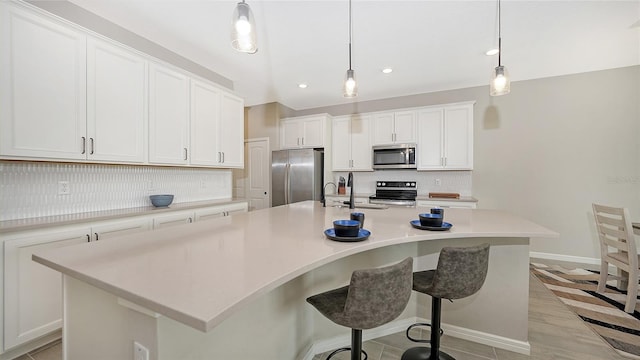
[0,199,247,233]
[33,201,557,332]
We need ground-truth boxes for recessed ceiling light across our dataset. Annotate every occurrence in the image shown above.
[382,68,393,74]
[298,83,308,89]
[486,49,499,56]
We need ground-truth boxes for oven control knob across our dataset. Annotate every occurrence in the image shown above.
[405,182,410,186]
[411,182,416,187]
[381,182,386,186]
[377,182,381,186]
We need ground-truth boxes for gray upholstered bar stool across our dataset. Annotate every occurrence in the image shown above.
[307,257,413,360]
[402,244,490,360]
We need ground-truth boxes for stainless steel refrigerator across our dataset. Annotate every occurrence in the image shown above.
[272,149,324,207]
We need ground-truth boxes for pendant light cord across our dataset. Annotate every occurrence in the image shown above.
[498,0,502,67]
[348,0,352,70]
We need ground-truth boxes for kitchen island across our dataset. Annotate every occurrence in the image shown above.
[33,201,557,360]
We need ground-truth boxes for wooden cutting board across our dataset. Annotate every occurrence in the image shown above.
[428,192,460,199]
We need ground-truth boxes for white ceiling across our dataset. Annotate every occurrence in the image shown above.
[68,0,640,111]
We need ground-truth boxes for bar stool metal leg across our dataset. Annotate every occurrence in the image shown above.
[401,298,454,360]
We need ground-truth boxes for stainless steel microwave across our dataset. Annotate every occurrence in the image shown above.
[372,144,417,169]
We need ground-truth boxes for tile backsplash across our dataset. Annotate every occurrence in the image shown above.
[0,161,232,221]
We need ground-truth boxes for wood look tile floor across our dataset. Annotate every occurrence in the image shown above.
[15,268,626,360]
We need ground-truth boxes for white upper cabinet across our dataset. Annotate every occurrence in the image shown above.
[148,63,190,165]
[86,37,147,163]
[417,103,474,170]
[0,2,244,169]
[280,115,327,149]
[372,110,417,145]
[0,3,87,160]
[332,115,372,171]
[218,92,244,168]
[190,79,221,166]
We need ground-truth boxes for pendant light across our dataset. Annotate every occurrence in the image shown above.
[231,0,257,54]
[490,0,510,96]
[343,0,357,97]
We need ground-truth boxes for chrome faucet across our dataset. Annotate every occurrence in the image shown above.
[321,182,337,207]
[347,172,355,209]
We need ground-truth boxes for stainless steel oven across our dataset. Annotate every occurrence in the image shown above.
[372,144,416,170]
[369,181,417,207]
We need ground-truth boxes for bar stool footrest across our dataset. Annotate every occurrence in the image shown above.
[325,347,368,360]
[406,322,444,343]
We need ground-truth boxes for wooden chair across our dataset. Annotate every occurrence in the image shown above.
[592,203,640,313]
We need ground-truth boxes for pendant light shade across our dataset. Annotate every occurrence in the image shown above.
[231,0,257,54]
[343,0,357,97]
[490,0,510,96]
[343,69,357,98]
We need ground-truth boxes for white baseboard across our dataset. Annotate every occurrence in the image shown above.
[529,251,600,266]
[299,316,530,359]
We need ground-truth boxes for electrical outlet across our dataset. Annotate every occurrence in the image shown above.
[133,341,149,360]
[435,179,441,186]
[57,181,70,195]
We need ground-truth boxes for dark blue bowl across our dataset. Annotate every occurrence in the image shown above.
[419,213,443,227]
[333,219,361,237]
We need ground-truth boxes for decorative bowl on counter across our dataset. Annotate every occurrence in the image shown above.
[419,213,443,227]
[333,219,360,237]
[150,194,174,208]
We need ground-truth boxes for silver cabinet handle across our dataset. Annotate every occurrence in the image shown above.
[90,138,95,155]
[217,152,221,163]
[301,137,304,146]
[86,234,91,242]
[81,137,86,154]
[222,152,225,163]
[95,232,99,241]
[188,217,193,223]
[184,148,188,161]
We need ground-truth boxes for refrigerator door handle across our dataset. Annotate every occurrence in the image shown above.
[284,163,291,204]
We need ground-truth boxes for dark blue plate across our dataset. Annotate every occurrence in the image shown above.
[324,228,371,242]
[410,220,453,231]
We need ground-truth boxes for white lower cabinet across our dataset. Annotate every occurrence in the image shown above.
[1,216,151,352]
[153,202,248,229]
[1,217,151,352]
[324,195,369,207]
[3,227,88,351]
[195,202,248,222]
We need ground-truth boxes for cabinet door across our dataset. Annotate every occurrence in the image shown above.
[417,108,444,170]
[0,4,87,160]
[87,37,147,163]
[194,207,226,222]
[190,80,221,166]
[443,105,474,170]
[153,211,194,229]
[349,115,372,170]
[218,93,244,168]
[331,116,352,171]
[280,119,301,149]
[148,63,190,165]
[301,116,325,148]
[3,227,89,350]
[91,217,151,241]
[372,113,394,145]
[393,110,417,144]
